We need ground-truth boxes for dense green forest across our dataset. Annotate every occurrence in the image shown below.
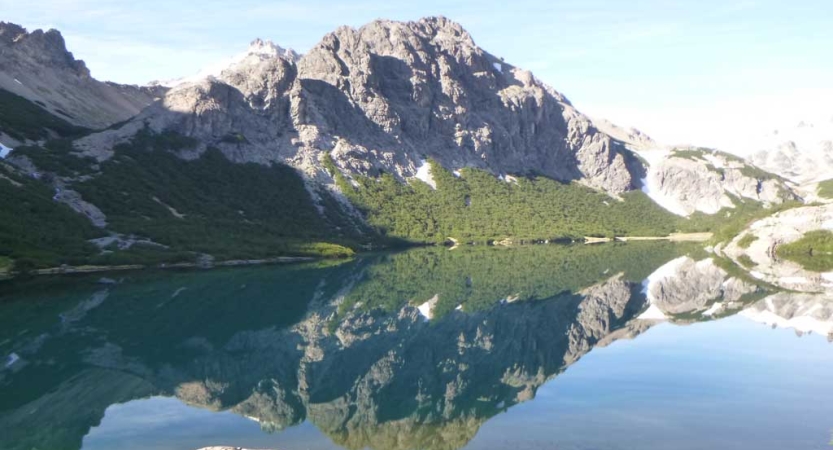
[333,159,680,242]
[332,158,794,244]
[1,127,368,270]
[0,162,103,269]
[0,87,800,272]
[72,128,366,261]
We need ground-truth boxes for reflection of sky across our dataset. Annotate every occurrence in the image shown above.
[467,316,833,450]
[83,316,833,450]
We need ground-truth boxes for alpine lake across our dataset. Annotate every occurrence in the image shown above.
[2,242,832,450]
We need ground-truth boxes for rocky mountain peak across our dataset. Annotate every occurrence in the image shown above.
[247,38,300,61]
[0,21,158,129]
[79,17,646,194]
[0,22,89,78]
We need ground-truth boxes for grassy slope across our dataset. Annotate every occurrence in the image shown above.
[817,179,833,199]
[777,230,833,272]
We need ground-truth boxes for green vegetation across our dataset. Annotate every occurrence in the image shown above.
[737,254,756,268]
[333,158,799,245]
[817,179,833,199]
[0,162,104,268]
[0,88,88,141]
[11,139,98,177]
[683,198,803,245]
[777,230,833,272]
[737,233,758,249]
[335,159,682,242]
[337,242,696,320]
[0,127,363,271]
[73,127,362,261]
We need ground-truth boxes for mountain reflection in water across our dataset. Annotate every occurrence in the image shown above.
[1,243,831,450]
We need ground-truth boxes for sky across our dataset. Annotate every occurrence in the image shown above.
[2,0,832,153]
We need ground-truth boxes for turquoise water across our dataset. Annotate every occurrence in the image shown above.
[1,244,831,450]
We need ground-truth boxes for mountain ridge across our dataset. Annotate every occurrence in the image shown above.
[0,17,804,271]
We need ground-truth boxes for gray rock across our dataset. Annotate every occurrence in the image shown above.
[724,203,833,292]
[76,17,644,194]
[0,22,162,129]
[640,148,796,216]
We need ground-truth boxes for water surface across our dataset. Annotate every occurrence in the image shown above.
[1,243,831,450]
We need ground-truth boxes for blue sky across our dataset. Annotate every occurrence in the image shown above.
[2,0,832,150]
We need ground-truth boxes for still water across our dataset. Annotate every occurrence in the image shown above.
[1,243,831,450]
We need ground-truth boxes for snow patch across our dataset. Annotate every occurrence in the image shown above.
[492,62,503,73]
[635,149,691,216]
[702,302,724,316]
[4,352,20,368]
[638,256,690,320]
[414,159,437,189]
[701,153,729,169]
[638,304,668,320]
[0,142,11,159]
[740,308,833,337]
[417,295,439,320]
[152,39,299,88]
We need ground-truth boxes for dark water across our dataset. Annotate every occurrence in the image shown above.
[1,243,831,450]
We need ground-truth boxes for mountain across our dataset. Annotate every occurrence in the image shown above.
[636,147,796,216]
[0,17,803,269]
[77,17,643,194]
[0,22,161,134]
[747,118,833,186]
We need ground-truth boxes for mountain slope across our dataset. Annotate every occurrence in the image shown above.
[637,147,797,216]
[0,22,161,131]
[0,17,805,269]
[747,119,833,186]
[77,17,644,195]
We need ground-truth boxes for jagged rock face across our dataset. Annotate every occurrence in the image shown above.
[641,257,760,318]
[747,119,833,186]
[741,292,833,339]
[0,22,161,129]
[723,203,833,292]
[77,17,642,193]
[296,17,640,192]
[638,148,796,216]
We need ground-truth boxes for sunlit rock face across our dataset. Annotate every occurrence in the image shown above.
[635,148,796,217]
[76,17,644,194]
[722,203,833,292]
[741,292,833,340]
[0,22,161,129]
[747,119,833,186]
[638,256,761,320]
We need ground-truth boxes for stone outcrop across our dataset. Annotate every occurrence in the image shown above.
[637,148,796,216]
[76,17,644,194]
[722,203,833,292]
[0,22,162,129]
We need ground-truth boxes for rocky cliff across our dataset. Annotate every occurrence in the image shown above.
[636,147,796,216]
[722,203,833,292]
[0,22,161,130]
[747,119,833,186]
[76,17,644,194]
